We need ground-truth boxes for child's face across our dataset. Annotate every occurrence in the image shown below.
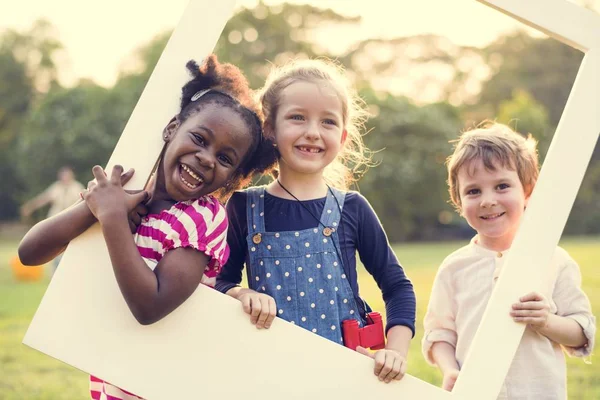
[457,158,530,251]
[272,81,346,177]
[160,103,252,201]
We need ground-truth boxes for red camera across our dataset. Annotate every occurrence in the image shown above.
[342,312,385,351]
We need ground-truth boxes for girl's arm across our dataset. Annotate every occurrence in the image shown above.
[18,169,135,266]
[352,193,416,336]
[18,200,96,266]
[350,193,415,382]
[84,165,210,325]
[215,192,276,329]
[100,211,209,325]
[214,192,248,294]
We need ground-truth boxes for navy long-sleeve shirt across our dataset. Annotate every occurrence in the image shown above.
[215,189,416,336]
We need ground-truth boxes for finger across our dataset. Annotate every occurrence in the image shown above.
[110,165,125,184]
[120,168,135,186]
[512,301,546,310]
[390,357,403,381]
[249,298,261,325]
[378,353,395,382]
[447,378,457,392]
[130,211,142,227]
[356,346,374,358]
[397,357,407,380]
[519,292,543,302]
[513,316,544,324]
[373,350,386,377]
[510,309,543,318]
[91,165,107,182]
[130,191,149,207]
[255,297,270,329]
[241,296,252,316]
[87,180,97,190]
[135,203,149,215]
[264,297,277,329]
[128,220,138,234]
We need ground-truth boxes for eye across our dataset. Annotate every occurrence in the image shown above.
[497,183,510,190]
[290,114,304,121]
[218,155,233,166]
[191,133,205,146]
[466,188,480,195]
[323,118,338,126]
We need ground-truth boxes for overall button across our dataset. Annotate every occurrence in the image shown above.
[323,227,334,237]
[252,233,262,244]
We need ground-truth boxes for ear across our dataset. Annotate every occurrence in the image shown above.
[162,115,180,143]
[524,192,531,209]
[340,129,348,145]
[523,184,533,209]
[263,120,275,141]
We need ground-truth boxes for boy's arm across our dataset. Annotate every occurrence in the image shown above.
[18,200,96,266]
[431,341,460,374]
[535,313,588,347]
[431,342,461,391]
[512,291,588,347]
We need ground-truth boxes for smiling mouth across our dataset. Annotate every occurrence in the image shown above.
[180,164,204,189]
[480,212,506,220]
[296,146,323,154]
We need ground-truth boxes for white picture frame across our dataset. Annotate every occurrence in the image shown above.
[23,1,600,399]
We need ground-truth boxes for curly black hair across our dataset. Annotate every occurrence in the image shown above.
[177,54,277,201]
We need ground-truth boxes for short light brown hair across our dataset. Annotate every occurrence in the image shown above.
[446,121,539,211]
[257,58,372,189]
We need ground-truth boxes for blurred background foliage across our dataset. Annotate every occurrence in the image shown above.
[1,1,599,242]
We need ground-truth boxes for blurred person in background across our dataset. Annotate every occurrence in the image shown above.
[20,165,85,273]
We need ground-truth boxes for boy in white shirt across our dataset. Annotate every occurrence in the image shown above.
[422,122,595,400]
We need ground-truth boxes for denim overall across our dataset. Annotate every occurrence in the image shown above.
[245,186,363,344]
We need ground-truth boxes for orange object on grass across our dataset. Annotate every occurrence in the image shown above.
[10,255,44,281]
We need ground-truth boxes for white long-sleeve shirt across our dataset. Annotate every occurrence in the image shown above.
[422,237,595,400]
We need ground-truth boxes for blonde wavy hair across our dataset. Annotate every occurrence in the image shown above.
[446,121,540,212]
[257,58,372,190]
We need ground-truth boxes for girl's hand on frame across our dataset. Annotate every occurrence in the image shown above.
[236,289,277,329]
[510,291,550,331]
[356,346,407,383]
[442,368,460,391]
[83,165,148,224]
[127,202,149,234]
[85,167,148,233]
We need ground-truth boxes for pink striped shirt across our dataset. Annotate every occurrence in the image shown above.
[90,196,229,400]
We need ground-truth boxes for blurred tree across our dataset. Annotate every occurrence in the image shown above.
[497,89,551,158]
[478,31,582,128]
[358,89,464,241]
[17,83,122,198]
[339,35,489,107]
[0,19,62,219]
[214,1,359,88]
[5,6,599,239]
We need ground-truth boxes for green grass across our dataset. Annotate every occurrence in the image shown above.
[1,237,598,399]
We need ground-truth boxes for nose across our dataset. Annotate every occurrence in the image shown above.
[195,150,215,169]
[304,120,320,141]
[480,192,497,208]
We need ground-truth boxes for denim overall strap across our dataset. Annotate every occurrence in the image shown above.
[244,186,363,345]
[246,186,266,234]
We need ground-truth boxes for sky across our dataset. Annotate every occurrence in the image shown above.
[0,0,596,87]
